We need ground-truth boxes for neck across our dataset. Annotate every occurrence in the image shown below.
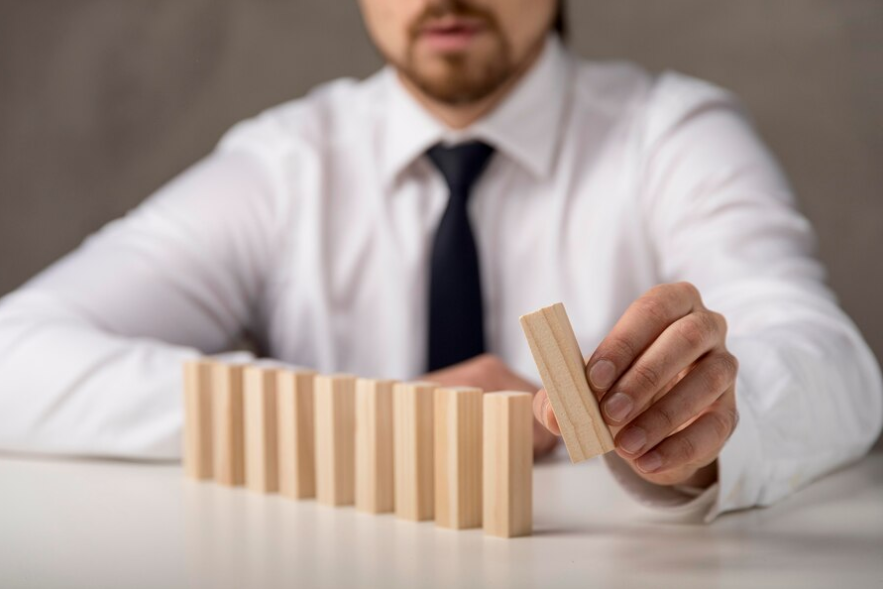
[397,38,547,130]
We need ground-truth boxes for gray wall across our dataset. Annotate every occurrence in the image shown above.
[1,1,881,367]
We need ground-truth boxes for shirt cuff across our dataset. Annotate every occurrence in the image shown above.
[705,380,765,520]
[603,379,764,522]
[603,452,718,518]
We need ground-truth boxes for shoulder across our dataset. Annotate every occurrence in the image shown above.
[570,56,745,145]
[570,59,655,117]
[197,72,387,234]
[641,71,745,150]
[215,72,387,160]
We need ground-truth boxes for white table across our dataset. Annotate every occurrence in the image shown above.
[2,447,881,589]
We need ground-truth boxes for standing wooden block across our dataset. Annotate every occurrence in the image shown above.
[393,381,437,521]
[434,387,483,530]
[314,374,357,506]
[519,303,615,462]
[213,362,245,486]
[183,359,214,480]
[483,392,533,538]
[277,369,317,500]
[243,366,279,493]
[355,378,397,513]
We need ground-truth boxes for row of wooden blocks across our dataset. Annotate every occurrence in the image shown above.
[183,361,533,538]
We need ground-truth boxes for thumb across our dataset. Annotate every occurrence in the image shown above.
[533,389,561,436]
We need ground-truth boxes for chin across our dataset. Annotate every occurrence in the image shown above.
[414,75,495,105]
[410,58,510,104]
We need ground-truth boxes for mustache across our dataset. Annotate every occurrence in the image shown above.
[408,0,498,39]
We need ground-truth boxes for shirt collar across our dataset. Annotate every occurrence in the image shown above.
[382,34,571,188]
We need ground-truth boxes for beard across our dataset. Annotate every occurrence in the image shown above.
[387,1,515,105]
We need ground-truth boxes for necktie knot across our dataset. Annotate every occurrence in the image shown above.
[426,141,495,195]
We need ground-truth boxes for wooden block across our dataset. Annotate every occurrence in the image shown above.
[393,381,437,521]
[277,369,317,500]
[183,359,213,480]
[519,303,615,462]
[483,392,533,538]
[355,378,397,513]
[434,386,483,530]
[243,366,279,493]
[212,362,245,486]
[314,374,357,506]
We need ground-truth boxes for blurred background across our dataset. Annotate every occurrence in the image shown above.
[1,0,881,368]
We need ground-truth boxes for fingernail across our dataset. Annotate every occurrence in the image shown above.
[589,360,616,390]
[618,427,646,455]
[637,452,662,473]
[603,392,633,423]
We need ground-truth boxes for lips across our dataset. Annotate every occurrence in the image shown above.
[418,17,487,52]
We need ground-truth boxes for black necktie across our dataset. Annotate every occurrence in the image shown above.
[425,141,496,371]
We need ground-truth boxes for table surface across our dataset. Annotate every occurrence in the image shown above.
[1,447,882,589]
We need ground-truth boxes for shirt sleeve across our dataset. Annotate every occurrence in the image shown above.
[607,72,883,521]
[0,145,280,459]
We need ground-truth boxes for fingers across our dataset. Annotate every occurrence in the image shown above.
[532,416,559,457]
[633,393,738,477]
[614,351,737,458]
[586,282,702,398]
[532,388,561,435]
[600,310,728,425]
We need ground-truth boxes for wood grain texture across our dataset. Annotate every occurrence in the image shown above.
[393,381,437,521]
[520,303,615,462]
[314,374,357,506]
[243,366,279,493]
[434,387,483,530]
[277,369,317,500]
[483,392,533,538]
[355,378,397,514]
[183,359,213,480]
[212,362,245,486]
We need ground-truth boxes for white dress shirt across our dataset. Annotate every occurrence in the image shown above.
[0,35,880,521]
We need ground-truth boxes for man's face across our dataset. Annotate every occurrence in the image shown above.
[359,0,557,105]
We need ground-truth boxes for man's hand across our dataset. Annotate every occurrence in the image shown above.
[534,282,739,487]
[424,354,559,457]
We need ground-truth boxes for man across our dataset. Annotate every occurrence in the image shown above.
[0,0,880,521]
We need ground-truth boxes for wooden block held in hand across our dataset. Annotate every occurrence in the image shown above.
[393,381,437,521]
[277,369,317,500]
[244,366,279,493]
[183,359,214,480]
[520,303,615,462]
[355,378,397,513]
[314,374,357,506]
[213,362,245,486]
[434,386,483,530]
[483,392,533,538]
